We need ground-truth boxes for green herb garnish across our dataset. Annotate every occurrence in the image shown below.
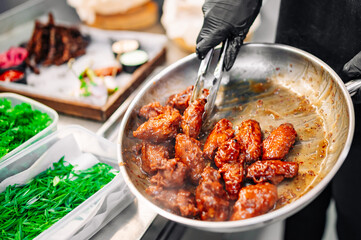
[0,157,117,239]
[78,68,98,97]
[0,98,52,159]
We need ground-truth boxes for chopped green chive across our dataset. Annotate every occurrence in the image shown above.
[0,157,117,239]
[0,98,52,159]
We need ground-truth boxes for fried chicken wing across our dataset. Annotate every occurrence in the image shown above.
[175,134,205,184]
[146,186,199,217]
[140,142,170,175]
[246,160,299,185]
[235,119,262,163]
[150,158,188,188]
[203,119,235,160]
[181,98,206,139]
[214,139,244,200]
[166,85,194,112]
[133,109,182,143]
[196,166,230,221]
[262,123,297,160]
[230,183,278,220]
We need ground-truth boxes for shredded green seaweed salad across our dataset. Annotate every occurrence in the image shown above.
[0,157,117,240]
[0,98,53,159]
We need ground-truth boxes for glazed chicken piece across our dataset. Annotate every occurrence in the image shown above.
[246,160,299,185]
[176,189,200,217]
[203,119,235,160]
[196,166,230,221]
[166,85,194,113]
[133,109,182,143]
[235,119,262,163]
[230,183,278,220]
[138,102,166,119]
[181,98,206,139]
[175,134,205,185]
[140,142,171,175]
[214,139,244,200]
[219,162,244,200]
[150,158,188,188]
[146,186,199,217]
[214,139,241,168]
[138,103,179,120]
[262,123,297,160]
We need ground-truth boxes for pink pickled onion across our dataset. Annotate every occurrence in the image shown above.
[0,47,28,69]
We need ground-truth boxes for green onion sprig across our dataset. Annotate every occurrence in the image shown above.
[0,157,117,239]
[0,98,52,159]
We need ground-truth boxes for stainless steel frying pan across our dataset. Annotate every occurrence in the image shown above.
[117,43,356,232]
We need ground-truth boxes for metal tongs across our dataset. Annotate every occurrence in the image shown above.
[190,39,229,122]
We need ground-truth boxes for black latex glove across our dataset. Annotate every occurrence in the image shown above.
[196,0,262,71]
[343,51,361,103]
[343,51,361,78]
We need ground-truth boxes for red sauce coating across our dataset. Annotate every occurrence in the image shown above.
[138,102,167,120]
[196,166,230,221]
[166,85,194,113]
[203,119,235,160]
[133,108,182,143]
[235,119,262,163]
[262,123,297,160]
[231,183,278,220]
[140,142,170,175]
[146,186,199,217]
[150,158,188,188]
[181,98,206,139]
[214,139,244,200]
[175,134,205,185]
[246,160,299,185]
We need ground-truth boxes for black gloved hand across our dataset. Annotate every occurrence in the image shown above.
[196,0,262,71]
[343,51,361,103]
[343,51,361,79]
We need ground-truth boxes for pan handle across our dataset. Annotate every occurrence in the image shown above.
[345,79,361,96]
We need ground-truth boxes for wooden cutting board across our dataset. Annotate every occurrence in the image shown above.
[0,27,167,121]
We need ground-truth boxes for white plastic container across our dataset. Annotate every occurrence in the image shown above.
[0,125,134,240]
[0,92,59,163]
